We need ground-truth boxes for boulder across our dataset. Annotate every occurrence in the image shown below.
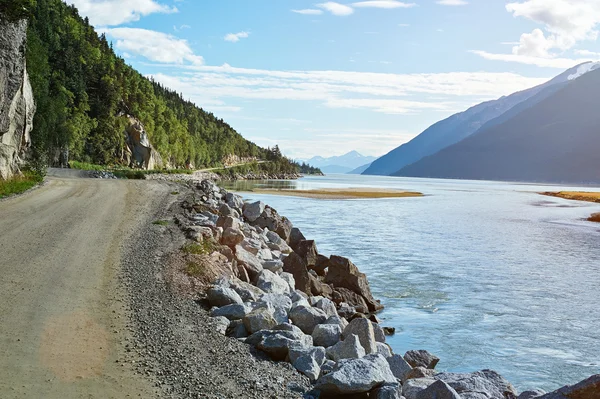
[332,287,369,314]
[217,215,241,231]
[296,240,318,266]
[376,342,393,358]
[280,272,296,292]
[243,307,278,334]
[226,320,248,338]
[207,286,244,307]
[338,302,359,319]
[210,303,250,320]
[404,350,440,369]
[435,370,517,399]
[230,279,265,302]
[226,192,244,210]
[219,203,237,217]
[326,334,366,362]
[320,359,336,377]
[416,380,461,399]
[262,260,283,273]
[256,269,290,295]
[243,201,265,222]
[234,245,263,280]
[289,305,327,334]
[289,347,326,381]
[314,354,396,395]
[209,316,230,335]
[407,367,436,381]
[324,315,349,331]
[315,298,337,318]
[342,318,377,355]
[372,322,386,343]
[387,354,413,382]
[309,274,333,297]
[283,252,312,294]
[325,256,384,312]
[383,327,396,336]
[371,383,403,399]
[289,227,306,250]
[313,254,331,277]
[312,324,342,348]
[256,294,292,324]
[402,378,437,399]
[252,206,293,241]
[240,239,262,255]
[538,374,600,399]
[246,329,312,361]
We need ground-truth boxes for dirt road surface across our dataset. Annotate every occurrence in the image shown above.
[0,170,170,398]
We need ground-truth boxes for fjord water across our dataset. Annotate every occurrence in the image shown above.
[227,174,600,392]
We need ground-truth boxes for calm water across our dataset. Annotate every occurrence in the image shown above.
[225,174,600,392]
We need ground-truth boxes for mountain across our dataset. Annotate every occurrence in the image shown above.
[303,151,376,174]
[348,162,372,174]
[394,66,600,184]
[362,63,594,176]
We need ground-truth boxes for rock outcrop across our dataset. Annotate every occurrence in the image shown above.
[123,115,163,170]
[0,17,35,180]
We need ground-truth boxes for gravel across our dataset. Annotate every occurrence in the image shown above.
[121,185,312,398]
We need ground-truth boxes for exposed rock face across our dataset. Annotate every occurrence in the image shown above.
[0,18,35,180]
[539,374,600,399]
[123,115,163,170]
[325,256,384,312]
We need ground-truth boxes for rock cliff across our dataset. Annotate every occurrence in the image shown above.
[0,17,35,180]
[123,115,163,170]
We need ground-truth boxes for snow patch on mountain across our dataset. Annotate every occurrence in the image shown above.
[568,61,600,80]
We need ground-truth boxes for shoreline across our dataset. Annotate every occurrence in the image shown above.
[542,191,600,222]
[243,188,424,200]
[124,177,599,398]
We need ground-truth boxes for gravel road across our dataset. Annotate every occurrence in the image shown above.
[0,169,310,398]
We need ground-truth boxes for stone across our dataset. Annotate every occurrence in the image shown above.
[320,359,336,377]
[207,286,244,307]
[230,279,265,302]
[243,201,265,222]
[402,378,437,399]
[234,245,263,280]
[289,347,326,381]
[273,322,304,335]
[416,380,461,399]
[256,269,290,295]
[266,230,284,246]
[262,260,284,273]
[326,334,366,362]
[315,298,337,318]
[404,350,440,369]
[217,215,240,230]
[538,374,599,399]
[313,254,330,277]
[407,367,436,381]
[372,322,386,343]
[209,316,230,335]
[296,240,318,266]
[289,305,327,334]
[252,206,293,241]
[243,307,278,334]
[283,252,312,295]
[210,303,249,320]
[312,324,342,348]
[257,294,292,324]
[289,227,306,251]
[314,354,396,395]
[219,203,236,217]
[332,287,369,314]
[246,329,312,361]
[372,383,403,399]
[383,327,396,336]
[376,342,393,358]
[325,255,384,312]
[338,302,358,319]
[518,390,545,399]
[226,320,248,338]
[435,370,517,399]
[342,318,377,355]
[280,272,296,292]
[124,115,163,170]
[221,227,245,247]
[309,274,333,297]
[324,315,349,331]
[387,354,413,382]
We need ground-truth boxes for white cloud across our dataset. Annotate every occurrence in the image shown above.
[145,64,548,117]
[102,28,204,65]
[352,1,417,9]
[66,0,177,26]
[317,2,355,16]
[224,31,250,43]
[398,23,410,27]
[292,9,324,15]
[436,0,468,5]
[470,50,596,68]
[575,49,600,57]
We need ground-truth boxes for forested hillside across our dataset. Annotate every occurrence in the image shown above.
[15,0,292,170]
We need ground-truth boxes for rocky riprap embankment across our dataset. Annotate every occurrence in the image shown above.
[166,179,600,398]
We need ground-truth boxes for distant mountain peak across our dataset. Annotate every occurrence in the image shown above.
[568,61,600,81]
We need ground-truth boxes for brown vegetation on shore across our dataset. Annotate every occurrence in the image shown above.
[252,188,424,199]
[542,191,600,223]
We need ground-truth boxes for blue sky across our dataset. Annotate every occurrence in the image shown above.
[67,0,600,159]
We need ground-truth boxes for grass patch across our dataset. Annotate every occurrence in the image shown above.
[542,191,600,203]
[253,188,424,199]
[152,220,169,226]
[185,261,209,279]
[0,171,44,199]
[144,169,194,175]
[171,191,179,195]
[181,240,217,255]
